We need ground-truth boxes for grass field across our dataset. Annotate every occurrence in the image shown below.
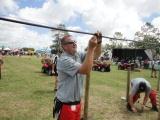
[0,56,159,120]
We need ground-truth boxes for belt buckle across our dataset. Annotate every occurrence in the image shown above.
[71,105,76,111]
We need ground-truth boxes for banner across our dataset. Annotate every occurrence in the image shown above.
[144,49,153,60]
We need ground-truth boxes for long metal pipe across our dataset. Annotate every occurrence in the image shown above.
[0,17,134,41]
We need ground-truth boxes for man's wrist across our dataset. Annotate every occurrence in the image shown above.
[131,106,135,109]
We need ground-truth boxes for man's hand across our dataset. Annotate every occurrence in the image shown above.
[88,32,102,49]
[141,104,145,112]
[94,32,102,44]
[131,107,137,113]
[88,36,98,50]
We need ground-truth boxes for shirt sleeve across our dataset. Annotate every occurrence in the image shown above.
[146,81,151,96]
[130,86,138,96]
[130,80,138,96]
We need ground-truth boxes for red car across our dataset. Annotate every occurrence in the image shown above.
[92,60,111,72]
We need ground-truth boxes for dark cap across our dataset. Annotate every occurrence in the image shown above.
[139,82,146,92]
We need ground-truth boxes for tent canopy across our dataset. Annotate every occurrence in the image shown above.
[4,48,11,51]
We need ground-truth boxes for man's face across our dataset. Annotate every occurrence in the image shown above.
[62,36,77,55]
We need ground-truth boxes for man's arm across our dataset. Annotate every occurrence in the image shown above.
[142,93,149,107]
[129,95,137,112]
[78,34,100,74]
[140,92,149,111]
[142,84,151,109]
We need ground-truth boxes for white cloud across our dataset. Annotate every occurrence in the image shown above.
[67,26,82,32]
[0,0,160,49]
[76,34,90,52]
[0,0,19,15]
[121,0,160,17]
[0,21,52,49]
[152,17,160,29]
[17,0,75,26]
[57,0,158,39]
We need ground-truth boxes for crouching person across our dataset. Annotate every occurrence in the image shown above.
[127,78,158,112]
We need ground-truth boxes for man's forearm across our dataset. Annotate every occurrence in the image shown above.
[129,95,135,108]
[143,95,149,105]
[79,48,95,74]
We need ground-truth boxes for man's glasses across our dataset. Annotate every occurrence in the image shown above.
[62,41,77,45]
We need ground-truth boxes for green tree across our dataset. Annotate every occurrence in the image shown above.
[132,22,160,53]
[104,32,124,51]
[129,22,160,59]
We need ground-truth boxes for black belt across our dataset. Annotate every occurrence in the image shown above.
[63,101,80,105]
[55,97,80,105]
[53,98,80,118]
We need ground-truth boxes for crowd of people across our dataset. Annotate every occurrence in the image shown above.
[115,57,160,77]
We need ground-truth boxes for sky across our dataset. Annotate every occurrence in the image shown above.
[0,0,160,51]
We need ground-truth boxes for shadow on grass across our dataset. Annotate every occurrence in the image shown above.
[0,117,10,120]
[34,90,54,95]
[34,71,42,73]
[34,71,52,77]
[33,90,56,99]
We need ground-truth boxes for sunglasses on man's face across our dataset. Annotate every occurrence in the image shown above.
[62,41,77,45]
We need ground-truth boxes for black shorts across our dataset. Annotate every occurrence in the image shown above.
[54,67,58,76]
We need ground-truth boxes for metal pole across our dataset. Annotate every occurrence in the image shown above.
[1,17,160,47]
[57,31,61,57]
[0,17,136,42]
[83,73,90,120]
[126,67,131,102]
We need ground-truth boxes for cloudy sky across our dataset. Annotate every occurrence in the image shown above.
[0,0,160,51]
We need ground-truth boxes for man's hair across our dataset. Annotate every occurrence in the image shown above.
[139,82,147,92]
[61,35,72,44]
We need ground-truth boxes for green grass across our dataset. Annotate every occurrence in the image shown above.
[0,56,54,120]
[0,56,159,120]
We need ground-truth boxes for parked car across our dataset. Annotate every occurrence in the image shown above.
[92,60,111,72]
[118,62,135,70]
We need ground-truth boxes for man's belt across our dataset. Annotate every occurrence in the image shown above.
[63,101,80,105]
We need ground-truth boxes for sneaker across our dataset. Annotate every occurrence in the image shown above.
[151,106,158,112]
[80,117,84,120]
[54,88,57,92]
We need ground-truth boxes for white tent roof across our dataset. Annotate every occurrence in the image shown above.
[4,48,11,51]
